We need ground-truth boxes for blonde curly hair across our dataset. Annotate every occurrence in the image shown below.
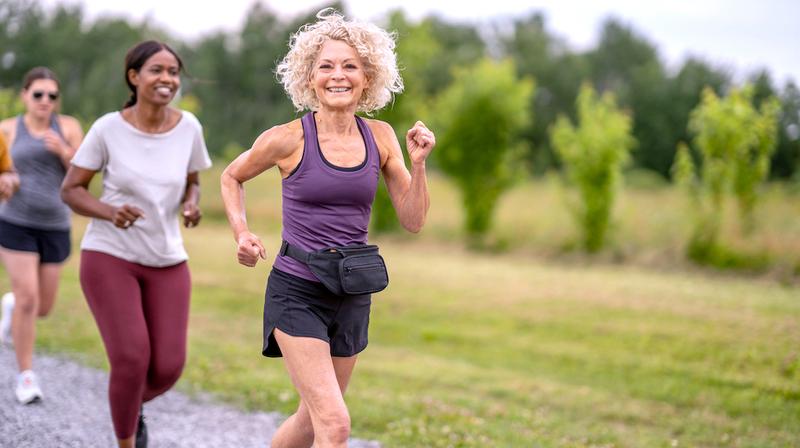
[276,8,404,113]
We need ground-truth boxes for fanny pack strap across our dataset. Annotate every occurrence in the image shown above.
[279,240,312,264]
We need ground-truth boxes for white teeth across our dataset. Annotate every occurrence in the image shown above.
[327,87,349,93]
[156,87,172,95]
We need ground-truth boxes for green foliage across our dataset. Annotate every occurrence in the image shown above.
[369,180,398,234]
[177,93,201,115]
[0,88,24,117]
[682,87,779,262]
[676,86,781,267]
[370,11,440,234]
[733,95,780,233]
[772,81,800,179]
[433,59,533,242]
[551,84,634,252]
[500,13,589,174]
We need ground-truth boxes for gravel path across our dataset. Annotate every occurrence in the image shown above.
[0,346,380,447]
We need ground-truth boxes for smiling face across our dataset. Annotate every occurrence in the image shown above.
[128,49,181,107]
[309,39,367,112]
[22,79,59,120]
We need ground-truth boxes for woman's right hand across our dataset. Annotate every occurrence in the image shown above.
[236,231,267,267]
[111,204,145,229]
[0,172,19,200]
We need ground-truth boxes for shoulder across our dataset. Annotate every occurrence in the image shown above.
[57,114,82,133]
[252,118,304,158]
[0,117,17,134]
[362,118,399,164]
[362,118,398,147]
[178,109,202,131]
[84,112,120,135]
[362,118,395,138]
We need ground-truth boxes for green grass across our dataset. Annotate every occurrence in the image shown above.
[2,168,799,446]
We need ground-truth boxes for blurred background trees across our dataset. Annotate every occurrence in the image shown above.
[1,0,797,262]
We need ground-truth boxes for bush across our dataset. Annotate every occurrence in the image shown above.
[550,84,634,252]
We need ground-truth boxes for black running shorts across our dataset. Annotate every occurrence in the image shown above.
[262,268,371,358]
[0,219,71,263]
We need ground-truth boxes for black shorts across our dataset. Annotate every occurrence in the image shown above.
[0,219,71,263]
[263,268,371,358]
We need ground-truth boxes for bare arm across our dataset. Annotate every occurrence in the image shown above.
[220,120,302,266]
[374,120,436,233]
[181,171,202,228]
[60,166,144,229]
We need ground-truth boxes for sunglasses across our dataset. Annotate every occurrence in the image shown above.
[31,91,59,102]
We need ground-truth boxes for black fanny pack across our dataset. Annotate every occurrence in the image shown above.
[280,240,389,296]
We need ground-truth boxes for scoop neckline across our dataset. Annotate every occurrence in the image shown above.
[116,110,185,137]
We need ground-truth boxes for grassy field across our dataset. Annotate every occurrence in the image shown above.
[3,168,800,447]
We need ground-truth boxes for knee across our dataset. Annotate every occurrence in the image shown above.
[148,357,185,394]
[319,410,351,444]
[12,291,38,316]
[109,348,149,382]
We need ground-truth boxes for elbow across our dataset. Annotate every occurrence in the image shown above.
[60,183,78,210]
[220,167,235,190]
[402,220,425,234]
[59,187,72,208]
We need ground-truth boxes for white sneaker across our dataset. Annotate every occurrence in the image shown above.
[16,370,43,404]
[0,292,13,345]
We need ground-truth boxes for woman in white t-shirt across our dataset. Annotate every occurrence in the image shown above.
[61,41,212,448]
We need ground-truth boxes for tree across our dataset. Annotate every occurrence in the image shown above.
[771,80,800,179]
[434,58,533,242]
[371,10,488,233]
[500,12,588,173]
[0,0,161,126]
[371,10,439,233]
[550,84,635,252]
[676,86,780,262]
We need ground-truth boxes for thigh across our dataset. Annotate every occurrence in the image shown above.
[0,246,40,298]
[80,251,149,357]
[331,355,358,395]
[274,329,349,419]
[139,262,191,356]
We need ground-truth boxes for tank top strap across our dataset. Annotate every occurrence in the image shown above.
[15,115,29,139]
[354,115,380,169]
[49,114,64,137]
[300,111,321,165]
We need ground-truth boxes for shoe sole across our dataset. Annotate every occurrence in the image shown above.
[18,395,43,405]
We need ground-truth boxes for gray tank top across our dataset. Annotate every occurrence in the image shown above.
[0,115,70,230]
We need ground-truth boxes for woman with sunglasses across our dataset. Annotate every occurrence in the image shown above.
[0,67,84,404]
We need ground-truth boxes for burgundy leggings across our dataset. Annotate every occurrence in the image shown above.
[80,250,191,439]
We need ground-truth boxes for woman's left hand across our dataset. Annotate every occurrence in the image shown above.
[183,201,202,228]
[406,121,436,166]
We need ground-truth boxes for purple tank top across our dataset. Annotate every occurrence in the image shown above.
[273,112,381,282]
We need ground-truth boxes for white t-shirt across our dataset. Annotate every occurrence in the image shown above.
[71,110,212,267]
